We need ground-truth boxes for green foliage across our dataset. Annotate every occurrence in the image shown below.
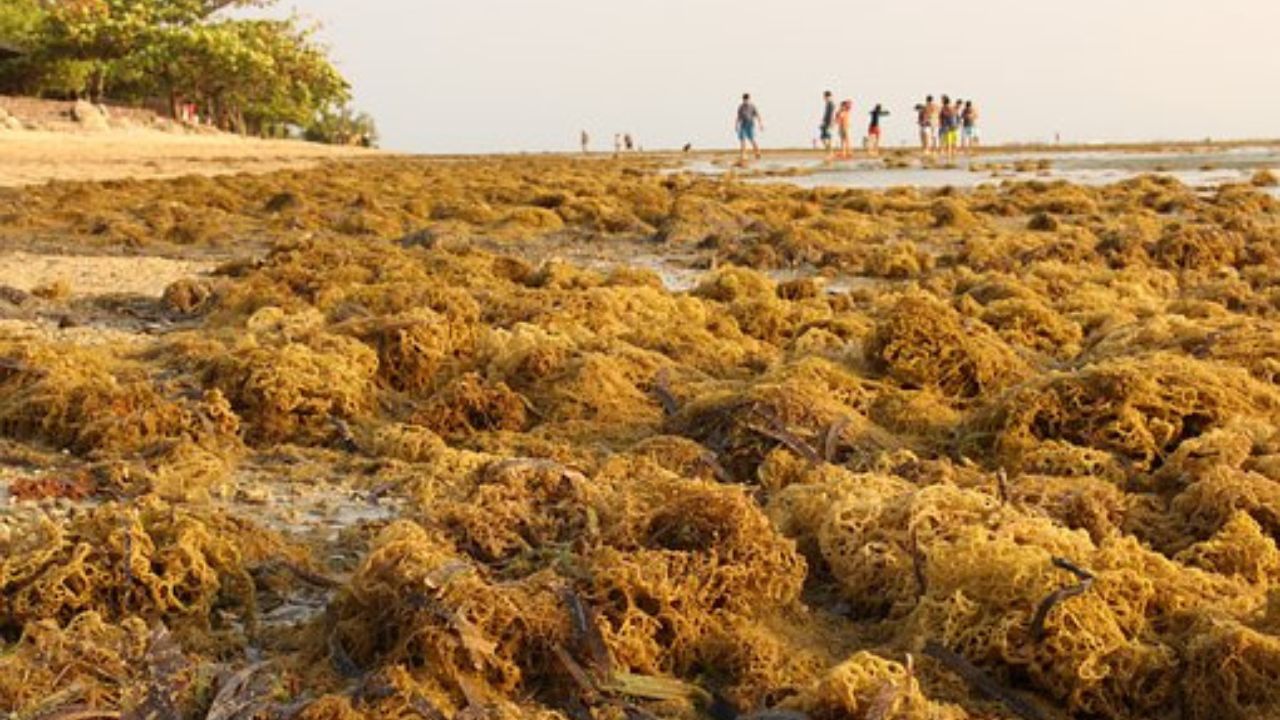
[0,0,45,45]
[304,104,378,147]
[0,0,368,143]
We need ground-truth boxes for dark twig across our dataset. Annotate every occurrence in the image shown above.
[407,694,448,720]
[739,712,810,720]
[697,450,733,483]
[561,587,613,678]
[909,527,927,598]
[1030,557,1096,641]
[271,560,344,590]
[552,644,602,703]
[823,416,854,463]
[747,406,822,464]
[996,469,1010,504]
[923,641,1050,720]
[328,631,362,679]
[652,369,680,417]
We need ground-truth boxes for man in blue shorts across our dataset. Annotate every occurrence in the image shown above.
[736,93,763,162]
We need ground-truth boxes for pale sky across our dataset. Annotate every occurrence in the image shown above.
[266,0,1280,153]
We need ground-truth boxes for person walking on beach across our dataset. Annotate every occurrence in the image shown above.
[962,101,980,154]
[580,130,590,154]
[867,103,890,156]
[624,133,634,152]
[919,95,938,155]
[939,95,959,162]
[736,93,763,162]
[835,100,854,159]
[819,90,836,159]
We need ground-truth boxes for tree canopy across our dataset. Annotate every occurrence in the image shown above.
[0,0,372,143]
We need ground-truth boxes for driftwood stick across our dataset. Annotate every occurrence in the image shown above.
[1030,557,1096,641]
[923,641,1050,720]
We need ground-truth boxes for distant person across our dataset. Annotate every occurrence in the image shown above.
[736,93,763,162]
[624,133,634,151]
[919,95,939,155]
[867,104,890,156]
[835,100,854,159]
[683,142,693,153]
[819,90,836,159]
[962,101,980,154]
[939,95,959,161]
[580,129,590,154]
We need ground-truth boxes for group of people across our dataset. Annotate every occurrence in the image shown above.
[732,91,981,162]
[915,94,980,160]
[816,91,891,160]
[578,131,640,155]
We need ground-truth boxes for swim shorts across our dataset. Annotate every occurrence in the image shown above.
[869,126,881,137]
[820,126,832,142]
[738,125,756,143]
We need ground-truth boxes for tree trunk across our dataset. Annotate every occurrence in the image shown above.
[92,67,105,104]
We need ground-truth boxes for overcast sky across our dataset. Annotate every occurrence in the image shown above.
[266,0,1280,153]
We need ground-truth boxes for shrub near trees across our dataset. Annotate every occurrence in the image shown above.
[0,0,374,144]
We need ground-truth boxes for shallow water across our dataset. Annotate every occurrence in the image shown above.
[687,145,1280,195]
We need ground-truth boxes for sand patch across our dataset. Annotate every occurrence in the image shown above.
[0,251,216,298]
[0,127,374,187]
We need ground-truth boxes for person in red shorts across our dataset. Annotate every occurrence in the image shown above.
[867,103,890,156]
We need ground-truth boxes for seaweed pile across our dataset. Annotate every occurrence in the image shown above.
[3,156,1280,719]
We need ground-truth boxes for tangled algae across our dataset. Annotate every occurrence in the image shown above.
[4,154,1280,719]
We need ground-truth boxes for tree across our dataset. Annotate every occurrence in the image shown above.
[305,103,378,147]
[0,0,96,97]
[0,0,368,143]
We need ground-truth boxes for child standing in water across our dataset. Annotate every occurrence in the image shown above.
[835,100,853,159]
[867,104,890,156]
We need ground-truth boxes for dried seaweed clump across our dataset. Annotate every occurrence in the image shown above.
[343,308,477,393]
[162,277,216,315]
[775,477,1276,719]
[0,613,152,716]
[324,521,566,716]
[669,357,891,479]
[974,353,1280,478]
[321,459,806,715]
[412,372,530,439]
[784,651,966,720]
[200,308,378,444]
[0,498,298,644]
[977,296,1084,359]
[659,193,751,245]
[865,294,1031,399]
[863,241,936,279]
[0,340,235,457]
[1150,223,1243,272]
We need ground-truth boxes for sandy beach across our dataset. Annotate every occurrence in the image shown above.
[0,126,374,187]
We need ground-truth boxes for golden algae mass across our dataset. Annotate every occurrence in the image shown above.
[2,154,1280,719]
